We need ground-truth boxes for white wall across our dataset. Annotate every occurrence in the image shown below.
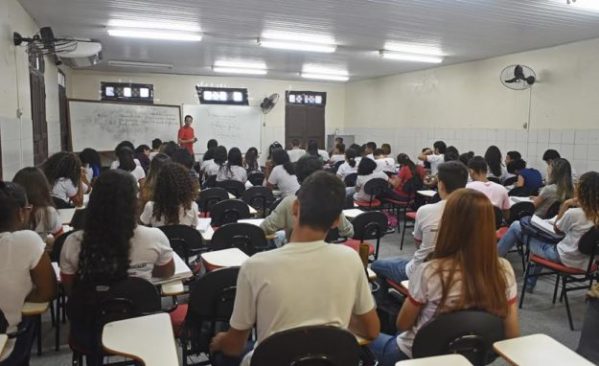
[0,0,65,179]
[342,37,599,175]
[69,71,346,156]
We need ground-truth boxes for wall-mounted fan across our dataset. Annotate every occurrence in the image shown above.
[500,65,536,90]
[260,93,279,114]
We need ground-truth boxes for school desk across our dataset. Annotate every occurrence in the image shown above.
[22,302,50,356]
[150,252,193,285]
[493,334,594,365]
[343,208,365,219]
[0,334,7,357]
[396,354,473,365]
[201,247,249,271]
[416,190,437,198]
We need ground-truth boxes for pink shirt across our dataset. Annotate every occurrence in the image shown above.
[466,181,510,210]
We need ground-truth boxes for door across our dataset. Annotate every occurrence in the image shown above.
[58,71,70,151]
[285,103,325,149]
[29,49,48,164]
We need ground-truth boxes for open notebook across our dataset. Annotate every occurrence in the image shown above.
[530,215,558,235]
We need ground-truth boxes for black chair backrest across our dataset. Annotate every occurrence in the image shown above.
[344,173,358,187]
[545,200,561,218]
[363,178,389,197]
[578,227,599,272]
[50,230,77,262]
[352,211,387,241]
[197,187,229,214]
[248,172,265,186]
[159,225,207,265]
[508,186,529,197]
[0,308,7,334]
[202,174,217,189]
[487,176,501,184]
[215,180,246,198]
[70,208,87,230]
[185,267,240,354]
[332,160,344,173]
[493,206,504,229]
[251,325,361,366]
[509,201,535,224]
[242,186,275,215]
[412,310,504,366]
[53,197,74,209]
[210,199,251,227]
[503,176,517,187]
[211,223,268,255]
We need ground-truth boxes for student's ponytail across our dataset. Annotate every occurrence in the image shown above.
[346,148,358,168]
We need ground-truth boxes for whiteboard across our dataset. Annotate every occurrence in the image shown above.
[183,105,262,153]
[69,100,181,152]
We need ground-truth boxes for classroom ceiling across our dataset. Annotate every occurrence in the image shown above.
[17,0,599,82]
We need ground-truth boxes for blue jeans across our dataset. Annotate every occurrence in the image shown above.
[497,221,561,288]
[371,257,410,283]
[368,333,409,366]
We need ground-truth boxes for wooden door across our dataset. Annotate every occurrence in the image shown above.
[58,71,70,151]
[284,105,325,149]
[29,50,48,164]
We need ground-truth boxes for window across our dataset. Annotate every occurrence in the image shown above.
[196,86,249,105]
[101,82,154,103]
[286,91,326,106]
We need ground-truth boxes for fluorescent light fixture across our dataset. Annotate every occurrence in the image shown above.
[108,19,202,32]
[108,60,174,69]
[302,65,348,76]
[566,0,599,11]
[212,66,267,75]
[214,60,267,70]
[261,30,335,45]
[259,39,336,53]
[107,28,202,41]
[301,73,349,82]
[383,42,445,56]
[379,50,443,63]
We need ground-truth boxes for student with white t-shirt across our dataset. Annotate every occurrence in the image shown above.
[418,140,446,176]
[498,171,599,291]
[374,148,396,173]
[61,170,174,292]
[216,148,248,183]
[336,148,359,180]
[43,151,88,208]
[210,171,380,365]
[466,156,511,220]
[204,146,227,178]
[353,157,389,202]
[0,182,56,363]
[370,161,468,283]
[114,146,146,184]
[140,162,199,227]
[264,148,300,198]
[286,139,306,163]
[369,189,520,364]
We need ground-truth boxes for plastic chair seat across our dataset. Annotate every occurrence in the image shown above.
[386,279,409,296]
[496,226,509,241]
[169,304,188,337]
[342,239,375,255]
[530,255,596,275]
[354,199,381,208]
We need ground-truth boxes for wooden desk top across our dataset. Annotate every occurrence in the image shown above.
[201,248,249,270]
[22,302,50,316]
[396,354,472,365]
[416,190,437,198]
[493,334,594,366]
[102,313,178,366]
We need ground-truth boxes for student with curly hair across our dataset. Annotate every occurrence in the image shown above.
[60,169,174,291]
[79,148,102,184]
[140,162,199,227]
[498,171,599,291]
[43,151,88,208]
[217,147,247,183]
[139,153,171,209]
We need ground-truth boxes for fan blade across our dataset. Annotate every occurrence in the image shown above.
[514,65,524,79]
[505,77,519,83]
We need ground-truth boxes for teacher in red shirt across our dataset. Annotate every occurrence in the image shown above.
[178,114,197,156]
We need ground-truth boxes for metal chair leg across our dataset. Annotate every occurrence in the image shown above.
[36,314,42,356]
[563,281,575,331]
[552,275,561,304]
[519,260,532,309]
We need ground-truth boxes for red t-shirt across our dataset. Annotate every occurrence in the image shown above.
[178,125,195,154]
[395,165,426,197]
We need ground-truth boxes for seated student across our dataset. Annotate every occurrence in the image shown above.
[79,148,102,184]
[374,148,396,173]
[115,146,146,185]
[61,169,175,293]
[264,148,300,198]
[443,146,460,162]
[160,141,180,158]
[287,139,306,163]
[0,182,56,364]
[217,147,247,183]
[336,148,359,180]
[485,145,509,182]
[13,167,63,246]
[261,156,354,241]
[43,151,88,208]
[458,151,474,166]
[210,171,379,366]
[171,147,199,181]
[244,147,261,175]
[303,140,325,164]
[533,158,573,218]
[364,141,377,160]
[110,141,141,169]
[505,150,521,168]
[498,171,599,291]
[140,162,199,227]
[200,142,218,174]
[329,136,344,156]
[139,153,171,209]
[390,153,426,200]
[353,157,388,202]
[135,144,151,173]
[371,161,468,283]
[542,149,561,167]
[149,138,163,160]
[508,159,543,196]
[419,147,432,171]
[204,146,227,178]
[381,143,394,163]
[330,143,346,163]
[466,156,510,220]
[418,141,446,175]
[370,189,519,364]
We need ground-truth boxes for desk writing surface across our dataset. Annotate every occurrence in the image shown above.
[57,208,77,225]
[417,190,436,198]
[237,218,265,227]
[161,280,185,296]
[22,302,50,316]
[396,354,472,365]
[201,248,249,269]
[343,209,365,219]
[150,253,192,285]
[509,196,533,207]
[102,313,178,366]
[494,334,594,366]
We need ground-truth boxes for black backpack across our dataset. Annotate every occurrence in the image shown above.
[402,169,424,194]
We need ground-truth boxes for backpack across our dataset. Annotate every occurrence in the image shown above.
[402,169,424,194]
